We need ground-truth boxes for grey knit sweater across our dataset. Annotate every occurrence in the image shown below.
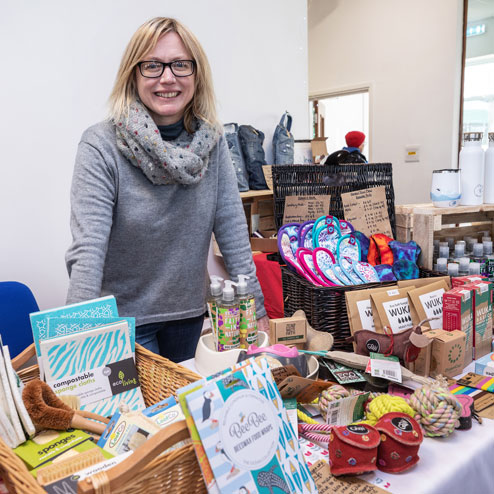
[66,121,266,325]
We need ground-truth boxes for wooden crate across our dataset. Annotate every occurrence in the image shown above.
[396,203,494,269]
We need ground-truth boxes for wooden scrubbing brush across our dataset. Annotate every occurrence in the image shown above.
[22,379,107,435]
[36,448,106,486]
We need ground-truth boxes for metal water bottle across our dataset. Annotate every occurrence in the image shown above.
[485,133,494,204]
[460,132,484,206]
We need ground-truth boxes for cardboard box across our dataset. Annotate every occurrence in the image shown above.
[412,333,434,377]
[258,215,276,231]
[442,287,474,367]
[257,199,274,217]
[250,236,278,252]
[311,137,328,163]
[451,275,488,288]
[428,329,466,378]
[269,315,307,345]
[475,352,494,377]
[464,281,493,360]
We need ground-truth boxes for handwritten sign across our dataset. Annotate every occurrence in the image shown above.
[270,365,301,385]
[283,195,331,224]
[341,186,392,237]
[309,460,390,494]
[277,376,335,402]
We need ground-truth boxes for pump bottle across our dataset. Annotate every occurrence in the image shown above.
[206,276,223,341]
[236,275,258,348]
[215,280,240,352]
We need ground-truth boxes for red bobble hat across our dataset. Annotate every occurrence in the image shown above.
[345,131,366,148]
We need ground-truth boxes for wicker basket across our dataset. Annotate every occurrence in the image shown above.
[271,163,396,236]
[0,343,207,494]
[282,266,446,351]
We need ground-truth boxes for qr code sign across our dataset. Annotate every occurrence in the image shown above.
[286,323,296,336]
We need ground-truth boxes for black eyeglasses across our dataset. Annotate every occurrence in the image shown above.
[137,60,196,78]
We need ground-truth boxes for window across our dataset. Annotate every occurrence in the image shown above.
[310,89,369,157]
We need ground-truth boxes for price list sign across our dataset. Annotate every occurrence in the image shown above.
[282,195,331,224]
[341,186,393,238]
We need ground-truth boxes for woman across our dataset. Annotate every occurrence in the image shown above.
[65,17,268,362]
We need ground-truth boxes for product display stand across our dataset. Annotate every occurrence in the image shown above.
[396,203,494,269]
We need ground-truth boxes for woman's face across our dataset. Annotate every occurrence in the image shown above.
[136,32,195,125]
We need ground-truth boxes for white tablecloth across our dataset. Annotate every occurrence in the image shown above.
[179,359,494,494]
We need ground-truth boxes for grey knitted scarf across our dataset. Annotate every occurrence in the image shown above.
[114,100,221,185]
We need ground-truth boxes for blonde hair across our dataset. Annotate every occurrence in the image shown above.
[108,17,219,133]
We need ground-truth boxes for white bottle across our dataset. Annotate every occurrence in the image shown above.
[460,132,484,206]
[485,133,494,204]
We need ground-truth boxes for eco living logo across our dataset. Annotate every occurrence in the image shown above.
[106,358,140,396]
[219,389,279,470]
[418,289,446,329]
[382,298,413,332]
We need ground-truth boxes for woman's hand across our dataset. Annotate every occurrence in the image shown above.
[257,315,270,334]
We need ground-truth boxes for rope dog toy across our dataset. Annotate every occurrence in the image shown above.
[362,395,416,426]
[318,385,350,420]
[408,383,461,437]
[298,422,333,443]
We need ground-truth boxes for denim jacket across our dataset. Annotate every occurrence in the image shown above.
[272,112,294,164]
[224,123,249,191]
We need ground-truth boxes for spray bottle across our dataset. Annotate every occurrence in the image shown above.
[236,275,258,348]
[206,276,223,346]
[215,280,240,352]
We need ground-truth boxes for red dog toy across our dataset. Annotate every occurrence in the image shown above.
[375,412,423,473]
[328,424,380,476]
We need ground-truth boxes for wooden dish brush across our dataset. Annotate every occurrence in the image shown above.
[22,379,108,435]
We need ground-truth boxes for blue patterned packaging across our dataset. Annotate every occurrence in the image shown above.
[40,321,144,417]
[29,296,119,377]
[185,358,317,494]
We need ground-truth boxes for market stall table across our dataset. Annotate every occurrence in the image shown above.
[180,356,494,494]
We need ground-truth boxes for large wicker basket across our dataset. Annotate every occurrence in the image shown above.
[0,343,207,494]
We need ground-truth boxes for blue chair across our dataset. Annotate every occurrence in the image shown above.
[0,282,39,358]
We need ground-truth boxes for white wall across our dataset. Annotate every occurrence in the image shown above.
[0,0,309,310]
[308,0,464,205]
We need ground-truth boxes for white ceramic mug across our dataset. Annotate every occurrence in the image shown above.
[430,169,461,207]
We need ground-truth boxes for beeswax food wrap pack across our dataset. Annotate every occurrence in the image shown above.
[370,287,416,334]
[407,280,449,330]
[184,357,316,494]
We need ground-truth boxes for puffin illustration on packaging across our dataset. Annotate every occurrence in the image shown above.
[185,358,317,494]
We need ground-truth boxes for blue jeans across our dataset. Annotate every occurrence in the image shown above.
[238,125,268,190]
[272,112,294,165]
[224,123,249,192]
[136,314,204,363]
